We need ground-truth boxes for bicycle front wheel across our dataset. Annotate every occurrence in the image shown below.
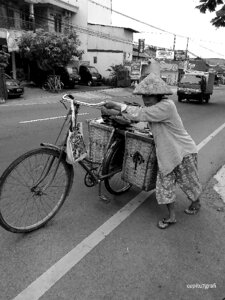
[0,148,73,233]
[102,140,131,195]
[42,82,49,91]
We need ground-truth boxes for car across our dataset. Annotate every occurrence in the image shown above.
[5,74,24,98]
[55,64,81,88]
[79,65,102,86]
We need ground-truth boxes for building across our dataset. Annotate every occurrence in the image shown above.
[88,0,112,25]
[0,0,80,79]
[0,0,136,81]
[158,59,179,85]
[87,24,138,77]
[188,58,209,72]
[132,44,150,61]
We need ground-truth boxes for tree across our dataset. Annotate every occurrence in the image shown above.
[0,45,10,103]
[18,29,83,89]
[19,29,83,71]
[196,0,225,27]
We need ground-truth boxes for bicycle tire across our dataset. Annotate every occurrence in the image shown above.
[42,82,50,91]
[0,148,73,233]
[102,140,131,195]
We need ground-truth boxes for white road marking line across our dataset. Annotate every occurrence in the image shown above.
[196,122,225,202]
[12,121,225,300]
[197,122,225,151]
[19,113,89,124]
[12,190,154,300]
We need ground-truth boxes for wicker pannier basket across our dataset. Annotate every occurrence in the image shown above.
[122,131,157,191]
[87,120,114,163]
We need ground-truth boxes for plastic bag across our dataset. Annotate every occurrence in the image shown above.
[66,122,87,164]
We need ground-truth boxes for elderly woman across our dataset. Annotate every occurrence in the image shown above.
[101,73,202,229]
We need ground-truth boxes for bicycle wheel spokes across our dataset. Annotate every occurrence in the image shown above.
[0,148,71,233]
[108,163,129,193]
[103,141,131,195]
[109,169,125,189]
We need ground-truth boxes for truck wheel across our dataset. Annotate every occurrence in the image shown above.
[178,95,183,102]
[205,95,210,103]
[198,96,203,104]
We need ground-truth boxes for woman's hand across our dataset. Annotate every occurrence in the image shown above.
[102,101,122,111]
[101,106,121,116]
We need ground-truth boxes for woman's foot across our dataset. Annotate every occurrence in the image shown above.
[157,218,177,229]
[184,199,201,215]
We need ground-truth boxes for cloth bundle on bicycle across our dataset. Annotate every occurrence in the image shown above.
[101,107,136,128]
[66,122,87,164]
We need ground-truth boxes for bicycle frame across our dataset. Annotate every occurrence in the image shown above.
[38,94,127,201]
[36,101,72,191]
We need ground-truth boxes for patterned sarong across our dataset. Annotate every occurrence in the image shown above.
[156,154,202,204]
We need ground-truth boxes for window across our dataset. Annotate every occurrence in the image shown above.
[20,8,33,30]
[7,8,15,28]
[88,66,99,74]
[93,56,97,64]
[54,15,62,33]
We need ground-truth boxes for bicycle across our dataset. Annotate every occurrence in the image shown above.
[42,75,64,92]
[0,94,136,233]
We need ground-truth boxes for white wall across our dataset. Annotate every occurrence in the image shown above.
[87,24,133,77]
[88,52,124,77]
[88,0,112,25]
[60,0,79,6]
[71,0,88,60]
[68,0,134,76]
[70,0,113,61]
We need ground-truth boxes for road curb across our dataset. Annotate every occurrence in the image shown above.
[213,165,225,205]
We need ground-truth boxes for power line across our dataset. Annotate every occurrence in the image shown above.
[191,41,225,57]
[89,0,183,37]
[3,1,225,58]
[89,0,225,57]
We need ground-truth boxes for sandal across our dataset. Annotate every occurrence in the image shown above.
[184,201,201,215]
[157,218,177,229]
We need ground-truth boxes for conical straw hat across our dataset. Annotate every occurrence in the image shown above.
[133,72,173,95]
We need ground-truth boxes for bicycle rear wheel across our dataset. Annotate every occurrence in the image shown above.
[0,148,73,233]
[102,140,131,195]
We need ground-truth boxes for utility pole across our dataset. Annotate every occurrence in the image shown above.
[110,0,112,25]
[185,37,189,59]
[173,34,176,51]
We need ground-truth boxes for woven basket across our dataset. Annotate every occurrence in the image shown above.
[87,120,114,163]
[122,131,157,191]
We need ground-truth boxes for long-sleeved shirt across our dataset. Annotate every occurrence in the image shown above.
[122,99,197,175]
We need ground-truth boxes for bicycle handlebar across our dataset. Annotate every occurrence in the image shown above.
[61,94,106,108]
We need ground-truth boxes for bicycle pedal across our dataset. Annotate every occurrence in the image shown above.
[99,195,111,203]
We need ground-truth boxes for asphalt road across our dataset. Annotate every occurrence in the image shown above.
[0,86,225,300]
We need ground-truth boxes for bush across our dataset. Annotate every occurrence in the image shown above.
[106,64,130,87]
[102,76,117,87]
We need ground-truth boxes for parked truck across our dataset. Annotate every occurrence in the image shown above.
[177,71,215,103]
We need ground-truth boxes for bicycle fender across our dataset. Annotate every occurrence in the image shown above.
[40,142,71,165]
[40,142,63,153]
[102,139,122,166]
